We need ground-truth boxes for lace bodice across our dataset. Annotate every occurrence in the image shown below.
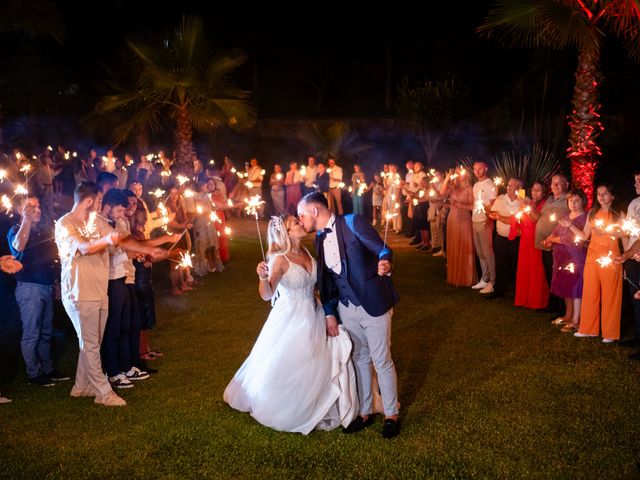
[274,254,317,303]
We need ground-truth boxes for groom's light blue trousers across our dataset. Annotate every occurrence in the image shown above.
[338,301,399,417]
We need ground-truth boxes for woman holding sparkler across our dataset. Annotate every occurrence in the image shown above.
[442,167,476,287]
[350,164,366,216]
[562,185,622,342]
[224,214,356,434]
[542,190,588,332]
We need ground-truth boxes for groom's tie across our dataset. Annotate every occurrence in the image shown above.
[317,227,332,240]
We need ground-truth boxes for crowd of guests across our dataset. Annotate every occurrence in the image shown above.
[0,147,238,406]
[423,161,640,362]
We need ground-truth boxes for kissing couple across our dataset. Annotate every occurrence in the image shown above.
[224,192,401,439]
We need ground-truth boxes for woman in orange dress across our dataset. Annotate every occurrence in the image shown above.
[564,184,622,342]
[442,168,476,287]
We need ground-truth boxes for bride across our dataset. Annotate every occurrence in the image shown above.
[223,214,356,434]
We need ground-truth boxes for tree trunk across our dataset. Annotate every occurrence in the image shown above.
[567,48,602,207]
[174,107,194,172]
[136,126,149,156]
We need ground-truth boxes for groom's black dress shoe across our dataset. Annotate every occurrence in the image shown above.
[381,418,401,439]
[343,415,376,434]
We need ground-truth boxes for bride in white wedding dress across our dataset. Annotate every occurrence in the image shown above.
[223,215,357,434]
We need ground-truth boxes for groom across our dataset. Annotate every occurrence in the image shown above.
[297,192,401,439]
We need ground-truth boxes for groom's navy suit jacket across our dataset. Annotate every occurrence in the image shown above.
[315,214,399,318]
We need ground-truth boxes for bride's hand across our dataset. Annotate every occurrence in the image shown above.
[256,261,269,280]
[326,315,339,337]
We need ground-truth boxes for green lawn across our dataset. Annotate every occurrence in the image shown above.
[2,226,640,479]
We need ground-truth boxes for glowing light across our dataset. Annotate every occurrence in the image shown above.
[182,189,195,198]
[0,170,6,182]
[260,169,266,176]
[20,164,32,174]
[596,251,613,268]
[146,154,155,161]
[79,211,97,238]
[412,199,418,206]
[210,212,221,223]
[230,167,237,173]
[428,189,435,198]
[418,190,425,198]
[224,226,232,236]
[473,192,485,217]
[244,195,265,217]
[196,205,203,215]
[357,183,367,196]
[275,173,283,181]
[338,182,345,189]
[227,199,233,207]
[549,213,557,222]
[245,181,254,189]
[621,219,640,237]
[14,185,28,196]
[160,171,170,178]
[175,174,189,185]
[594,219,604,229]
[209,159,215,165]
[47,145,53,151]
[175,252,194,270]
[563,263,576,274]
[150,188,165,198]
[493,177,503,186]
[1,195,12,213]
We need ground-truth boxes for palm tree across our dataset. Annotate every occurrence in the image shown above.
[300,121,372,162]
[94,16,256,170]
[479,0,640,205]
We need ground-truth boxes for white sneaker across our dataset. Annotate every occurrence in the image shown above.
[471,280,489,290]
[125,367,150,381]
[108,373,134,389]
[602,338,616,343]
[94,391,126,407]
[574,332,597,338]
[479,284,494,294]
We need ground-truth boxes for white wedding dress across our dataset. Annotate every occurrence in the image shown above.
[223,253,357,434]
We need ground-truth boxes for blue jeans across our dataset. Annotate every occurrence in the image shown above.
[15,282,54,378]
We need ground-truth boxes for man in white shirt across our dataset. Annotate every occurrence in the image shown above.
[487,178,523,299]
[327,156,344,215]
[471,162,498,293]
[246,158,265,218]
[401,160,414,237]
[620,171,640,349]
[303,156,318,196]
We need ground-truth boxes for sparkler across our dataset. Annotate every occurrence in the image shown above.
[562,263,575,274]
[357,183,367,196]
[594,219,604,229]
[1,195,12,213]
[173,251,194,270]
[224,226,232,236]
[150,188,165,198]
[210,211,221,223]
[493,177,503,187]
[549,213,557,222]
[14,184,28,196]
[0,169,6,183]
[175,174,189,185]
[275,173,283,181]
[473,192,485,217]
[383,212,398,250]
[79,211,98,239]
[244,195,266,262]
[167,229,188,251]
[596,251,613,268]
[182,189,195,198]
[621,219,640,237]
[227,199,234,208]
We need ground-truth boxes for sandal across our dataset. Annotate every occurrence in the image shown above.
[551,317,566,326]
[561,323,577,333]
[148,349,164,358]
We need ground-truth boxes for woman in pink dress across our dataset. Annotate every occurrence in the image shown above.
[442,168,476,287]
[513,181,549,309]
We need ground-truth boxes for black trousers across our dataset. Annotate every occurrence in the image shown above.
[542,249,564,314]
[494,235,520,296]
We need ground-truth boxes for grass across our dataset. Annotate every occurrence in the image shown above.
[1,221,640,479]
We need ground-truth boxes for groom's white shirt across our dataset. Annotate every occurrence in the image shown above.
[323,214,341,275]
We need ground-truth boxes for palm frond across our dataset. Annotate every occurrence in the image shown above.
[527,144,560,186]
[492,151,530,184]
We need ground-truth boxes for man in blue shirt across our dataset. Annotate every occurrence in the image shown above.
[8,196,68,386]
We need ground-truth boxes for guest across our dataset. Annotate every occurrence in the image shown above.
[535,174,570,316]
[246,158,265,218]
[471,161,497,293]
[31,155,55,226]
[165,187,194,295]
[410,177,431,250]
[384,165,402,234]
[7,196,66,386]
[441,168,476,287]
[619,171,640,348]
[350,164,366,216]
[103,150,117,173]
[542,190,588,332]
[567,184,622,342]
[316,163,330,199]
[192,157,207,185]
[427,171,444,253]
[487,178,524,299]
[284,161,302,215]
[208,177,230,263]
[513,182,549,310]
[97,171,118,194]
[401,160,415,237]
[113,158,128,189]
[269,164,286,215]
[369,174,384,226]
[55,182,126,406]
[302,155,318,196]
[327,156,344,215]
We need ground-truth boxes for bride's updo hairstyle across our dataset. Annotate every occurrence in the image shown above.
[267,214,294,260]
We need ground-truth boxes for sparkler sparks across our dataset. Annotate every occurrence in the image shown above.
[596,251,613,268]
[493,177,503,186]
[175,252,194,270]
[1,195,12,213]
[14,185,28,196]
[562,263,576,274]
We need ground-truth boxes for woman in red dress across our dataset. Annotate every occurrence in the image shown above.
[513,181,549,309]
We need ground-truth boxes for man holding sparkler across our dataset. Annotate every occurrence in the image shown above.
[297,192,401,439]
